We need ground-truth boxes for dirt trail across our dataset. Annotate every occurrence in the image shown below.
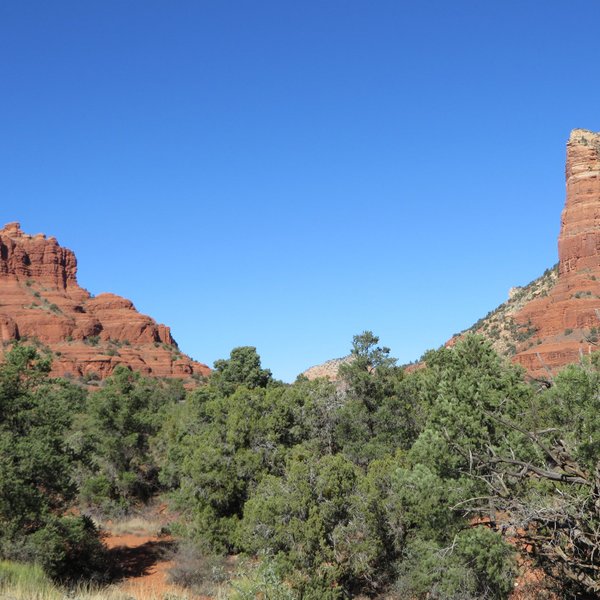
[104,531,180,599]
[101,506,206,600]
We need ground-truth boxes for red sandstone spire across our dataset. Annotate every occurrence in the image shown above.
[558,129,600,276]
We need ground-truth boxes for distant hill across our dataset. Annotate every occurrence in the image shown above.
[302,355,354,381]
[0,222,210,382]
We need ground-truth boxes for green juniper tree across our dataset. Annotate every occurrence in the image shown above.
[0,345,104,581]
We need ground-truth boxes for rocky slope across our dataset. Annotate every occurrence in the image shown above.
[302,356,354,381]
[0,222,210,382]
[459,266,559,361]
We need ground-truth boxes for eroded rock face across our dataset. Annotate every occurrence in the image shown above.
[0,222,79,289]
[304,130,600,383]
[510,130,600,378]
[466,129,600,380]
[559,129,600,276]
[0,222,210,381]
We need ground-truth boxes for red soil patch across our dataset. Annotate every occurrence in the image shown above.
[104,531,184,599]
[101,505,210,600]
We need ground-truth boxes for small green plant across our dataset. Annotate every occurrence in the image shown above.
[564,328,573,335]
[167,542,230,596]
[82,372,101,383]
[85,335,100,346]
[228,558,297,600]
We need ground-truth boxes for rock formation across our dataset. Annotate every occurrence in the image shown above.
[302,356,354,381]
[304,129,600,382]
[0,222,210,381]
[466,129,600,379]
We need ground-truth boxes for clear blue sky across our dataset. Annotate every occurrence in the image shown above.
[1,1,599,381]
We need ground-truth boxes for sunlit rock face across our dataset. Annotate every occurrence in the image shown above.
[458,130,600,380]
[305,130,600,382]
[558,129,600,276]
[0,222,209,381]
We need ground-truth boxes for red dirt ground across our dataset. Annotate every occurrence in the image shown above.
[104,531,183,599]
[100,504,210,600]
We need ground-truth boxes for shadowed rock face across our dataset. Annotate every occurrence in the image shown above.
[0,222,209,381]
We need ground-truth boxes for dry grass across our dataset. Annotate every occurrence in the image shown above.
[0,560,200,600]
[104,516,164,537]
[0,559,293,600]
[167,542,232,597]
[0,581,194,600]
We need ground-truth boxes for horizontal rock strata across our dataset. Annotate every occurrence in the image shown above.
[0,222,209,381]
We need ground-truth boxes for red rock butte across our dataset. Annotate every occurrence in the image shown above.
[442,129,600,381]
[491,128,600,379]
[0,222,210,381]
[304,129,600,382]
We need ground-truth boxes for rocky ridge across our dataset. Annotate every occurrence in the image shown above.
[0,222,210,381]
[460,265,559,360]
[302,356,354,381]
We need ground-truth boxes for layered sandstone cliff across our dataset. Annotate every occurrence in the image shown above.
[304,129,600,382]
[467,129,600,379]
[0,222,210,381]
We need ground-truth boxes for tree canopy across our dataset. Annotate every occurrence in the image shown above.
[3,333,599,597]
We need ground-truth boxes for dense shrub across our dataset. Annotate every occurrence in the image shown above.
[0,345,103,581]
[7,332,600,596]
[74,366,184,516]
[25,515,107,582]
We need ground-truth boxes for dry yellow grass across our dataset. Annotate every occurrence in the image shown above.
[0,581,195,600]
[104,516,164,537]
[0,560,200,600]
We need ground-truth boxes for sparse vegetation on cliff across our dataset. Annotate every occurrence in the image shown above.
[462,264,558,357]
